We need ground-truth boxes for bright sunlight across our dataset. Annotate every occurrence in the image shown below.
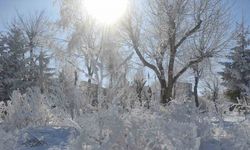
[84,0,128,25]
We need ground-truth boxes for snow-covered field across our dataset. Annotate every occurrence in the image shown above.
[0,93,249,150]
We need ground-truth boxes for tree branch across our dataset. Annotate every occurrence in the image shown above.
[126,18,161,79]
[132,40,161,79]
[175,20,202,49]
[173,55,205,83]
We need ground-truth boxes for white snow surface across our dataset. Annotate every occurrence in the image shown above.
[16,126,79,150]
[1,91,250,150]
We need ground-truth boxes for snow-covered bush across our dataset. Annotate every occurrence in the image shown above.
[1,78,249,150]
[0,101,7,120]
[1,83,249,149]
[108,85,139,111]
[4,88,51,129]
[48,85,83,119]
[2,86,81,129]
[71,98,201,150]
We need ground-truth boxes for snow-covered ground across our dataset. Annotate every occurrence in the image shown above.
[200,119,250,150]
[1,112,248,150]
[17,126,79,150]
[0,93,249,150]
[0,126,79,150]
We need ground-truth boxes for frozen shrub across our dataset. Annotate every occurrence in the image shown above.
[71,102,201,150]
[4,88,51,129]
[0,101,7,120]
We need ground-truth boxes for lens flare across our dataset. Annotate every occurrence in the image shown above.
[85,0,128,25]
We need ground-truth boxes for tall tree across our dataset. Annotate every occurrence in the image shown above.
[0,24,28,101]
[17,11,49,84]
[204,76,220,112]
[123,0,229,104]
[38,51,55,93]
[220,22,250,104]
[17,11,55,93]
[57,0,133,105]
[192,58,220,108]
[192,63,202,107]
[0,12,54,100]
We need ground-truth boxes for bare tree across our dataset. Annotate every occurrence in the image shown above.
[191,58,212,108]
[204,76,220,112]
[192,63,203,107]
[17,11,48,66]
[16,11,55,93]
[123,0,229,104]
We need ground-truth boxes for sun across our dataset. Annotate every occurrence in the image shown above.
[84,0,128,25]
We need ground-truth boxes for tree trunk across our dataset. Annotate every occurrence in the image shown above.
[29,42,35,82]
[38,52,44,94]
[160,79,168,104]
[87,65,93,84]
[110,74,113,88]
[30,42,34,64]
[194,76,199,107]
[166,84,173,102]
[74,70,78,86]
[213,98,218,113]
[212,87,219,113]
[166,52,176,102]
[138,91,142,106]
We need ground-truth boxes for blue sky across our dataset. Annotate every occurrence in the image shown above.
[0,0,249,30]
[0,0,58,31]
[230,0,250,24]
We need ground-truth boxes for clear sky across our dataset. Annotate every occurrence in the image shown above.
[0,0,59,31]
[0,0,249,30]
[230,0,250,24]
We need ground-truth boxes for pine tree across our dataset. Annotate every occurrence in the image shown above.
[0,22,54,102]
[0,25,29,101]
[37,51,55,93]
[16,11,54,94]
[220,22,250,104]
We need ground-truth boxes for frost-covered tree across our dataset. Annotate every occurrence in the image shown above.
[220,22,250,103]
[37,51,55,93]
[56,0,103,87]
[0,12,55,101]
[191,58,215,107]
[123,0,229,104]
[0,24,29,101]
[17,11,54,91]
[56,0,134,106]
[192,63,203,107]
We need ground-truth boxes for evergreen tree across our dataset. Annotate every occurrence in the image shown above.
[0,20,54,102]
[220,22,250,103]
[0,25,29,101]
[37,51,55,93]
